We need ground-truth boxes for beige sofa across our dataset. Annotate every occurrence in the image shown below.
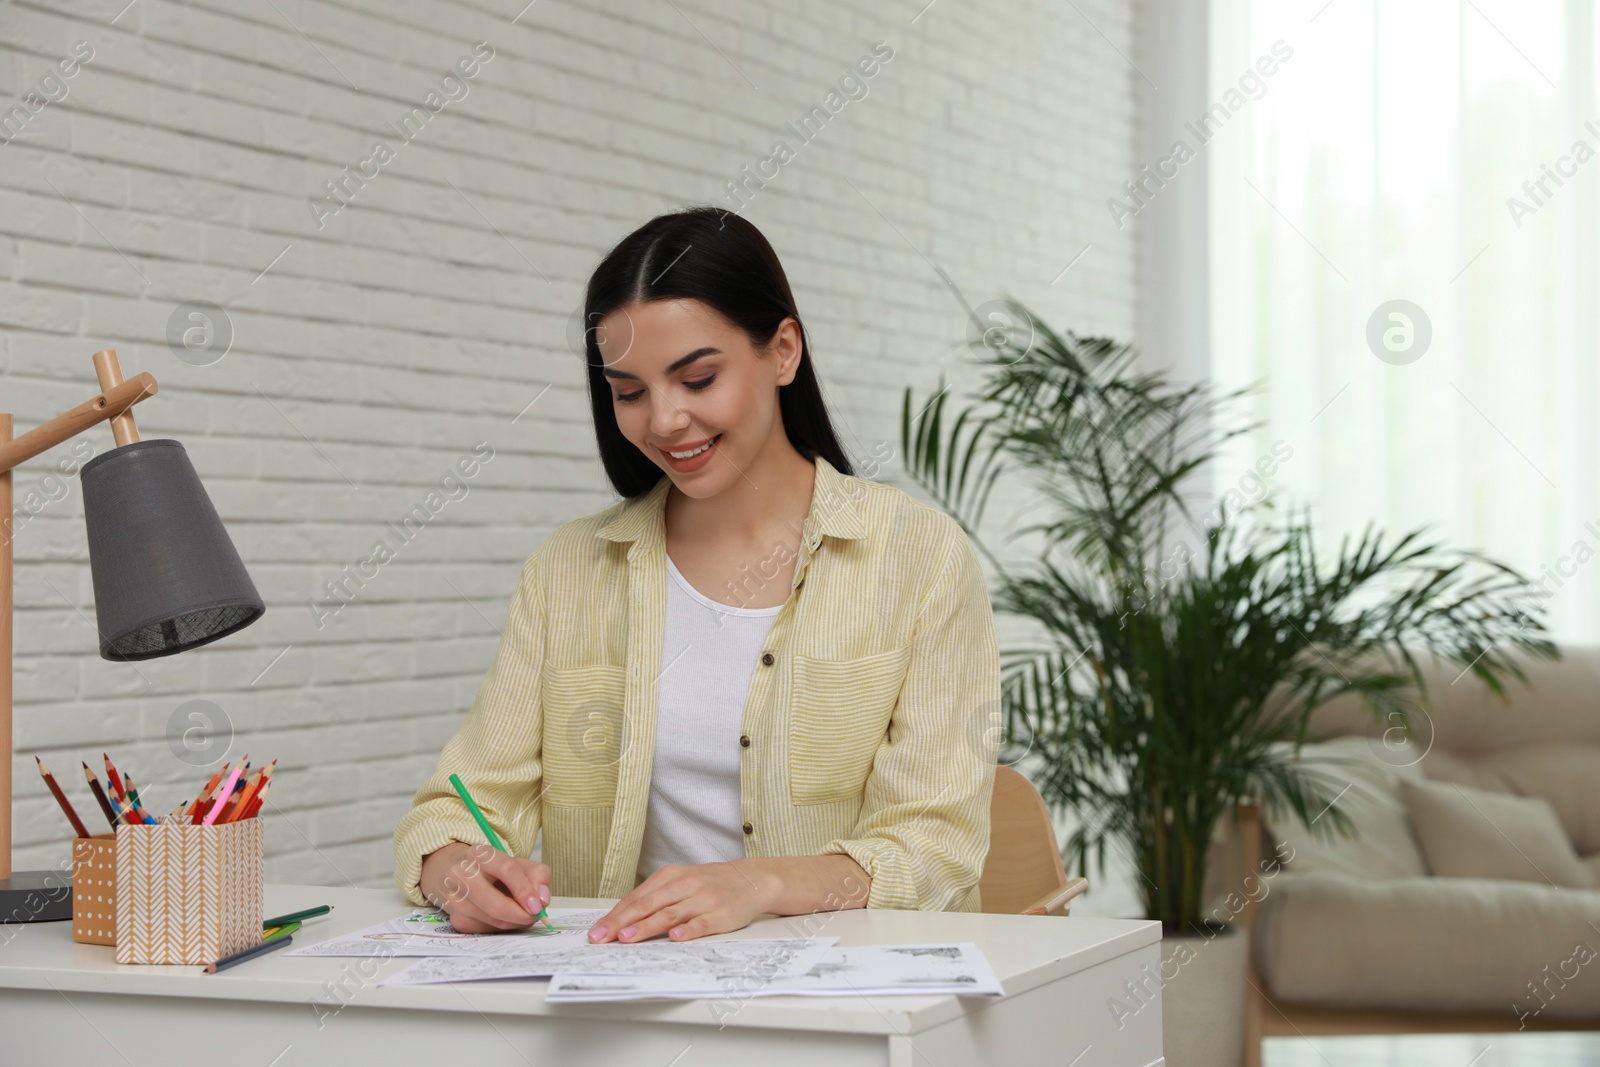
[1226,646,1600,1051]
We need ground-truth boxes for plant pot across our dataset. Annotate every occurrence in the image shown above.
[1158,920,1248,1067]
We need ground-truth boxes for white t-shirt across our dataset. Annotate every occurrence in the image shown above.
[635,554,783,883]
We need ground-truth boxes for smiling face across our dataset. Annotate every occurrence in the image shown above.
[597,297,802,499]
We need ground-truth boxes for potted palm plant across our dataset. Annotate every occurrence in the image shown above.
[902,298,1556,1067]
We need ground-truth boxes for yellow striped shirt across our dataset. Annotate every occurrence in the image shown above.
[393,454,1001,912]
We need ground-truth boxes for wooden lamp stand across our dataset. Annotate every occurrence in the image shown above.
[0,351,158,922]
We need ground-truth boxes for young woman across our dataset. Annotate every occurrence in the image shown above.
[393,206,1000,945]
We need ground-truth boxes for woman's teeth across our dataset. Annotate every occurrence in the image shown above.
[668,436,718,459]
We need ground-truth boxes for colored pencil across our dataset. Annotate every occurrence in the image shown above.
[81,761,118,830]
[197,761,249,824]
[448,773,547,926]
[105,787,151,826]
[126,791,155,825]
[185,763,230,823]
[35,757,90,838]
[122,774,157,823]
[449,773,506,851]
[240,776,272,820]
[225,760,275,823]
[262,920,300,942]
[215,766,258,824]
[103,753,125,802]
[204,933,293,973]
[203,758,247,825]
[263,904,332,928]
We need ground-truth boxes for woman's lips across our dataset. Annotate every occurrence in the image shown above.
[660,433,721,472]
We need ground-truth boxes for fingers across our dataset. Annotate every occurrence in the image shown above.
[437,845,548,932]
[613,901,692,944]
[591,870,693,943]
[667,912,719,941]
[482,853,553,921]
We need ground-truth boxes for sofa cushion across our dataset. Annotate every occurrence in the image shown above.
[1263,737,1429,881]
[1424,744,1600,855]
[1254,871,1600,1017]
[1402,778,1594,888]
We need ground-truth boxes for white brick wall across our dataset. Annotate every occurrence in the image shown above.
[1,0,1137,893]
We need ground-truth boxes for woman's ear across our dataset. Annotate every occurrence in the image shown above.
[771,316,805,387]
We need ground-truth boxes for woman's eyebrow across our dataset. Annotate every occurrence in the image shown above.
[601,347,721,380]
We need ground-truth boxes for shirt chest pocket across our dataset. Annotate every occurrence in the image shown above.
[788,643,913,805]
[541,663,627,808]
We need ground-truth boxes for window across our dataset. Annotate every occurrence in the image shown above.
[1208,0,1599,640]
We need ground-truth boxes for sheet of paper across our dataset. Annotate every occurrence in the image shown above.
[377,936,836,987]
[543,943,1004,1001]
[285,907,606,958]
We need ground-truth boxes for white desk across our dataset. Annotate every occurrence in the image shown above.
[0,883,1164,1067]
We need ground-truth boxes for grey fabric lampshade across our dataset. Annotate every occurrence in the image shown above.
[80,439,265,661]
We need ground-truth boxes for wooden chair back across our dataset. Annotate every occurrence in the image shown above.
[979,765,1088,916]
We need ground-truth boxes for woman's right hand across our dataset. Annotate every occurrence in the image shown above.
[418,841,553,933]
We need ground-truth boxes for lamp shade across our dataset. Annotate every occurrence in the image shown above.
[80,439,265,660]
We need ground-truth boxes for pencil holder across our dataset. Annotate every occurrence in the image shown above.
[71,834,119,946]
[112,818,265,964]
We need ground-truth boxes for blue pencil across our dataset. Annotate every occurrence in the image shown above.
[205,934,293,973]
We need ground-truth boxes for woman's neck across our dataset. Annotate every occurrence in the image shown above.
[664,441,817,552]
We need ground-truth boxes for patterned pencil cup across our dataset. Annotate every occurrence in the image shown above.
[114,818,264,965]
[72,834,119,946]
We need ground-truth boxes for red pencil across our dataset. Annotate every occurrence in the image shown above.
[225,760,275,823]
[241,776,272,820]
[36,756,91,838]
[186,763,231,824]
[103,753,125,801]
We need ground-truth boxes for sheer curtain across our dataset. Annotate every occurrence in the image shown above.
[1207,0,1600,641]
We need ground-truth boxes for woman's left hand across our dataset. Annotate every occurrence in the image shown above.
[589,860,777,943]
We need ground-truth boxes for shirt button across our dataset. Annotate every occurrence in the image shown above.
[742,822,753,835]
[760,652,775,666]
[740,734,751,748]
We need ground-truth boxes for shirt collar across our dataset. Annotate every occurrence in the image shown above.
[596,452,869,552]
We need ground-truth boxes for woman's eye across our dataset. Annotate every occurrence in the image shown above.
[615,376,712,404]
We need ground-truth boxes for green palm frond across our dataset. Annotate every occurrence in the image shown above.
[901,297,1558,927]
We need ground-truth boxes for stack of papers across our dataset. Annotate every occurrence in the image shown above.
[288,908,1004,1002]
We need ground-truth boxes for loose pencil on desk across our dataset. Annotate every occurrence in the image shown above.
[203,758,247,826]
[81,761,119,830]
[204,933,293,973]
[35,757,90,838]
[263,904,331,928]
[225,760,275,823]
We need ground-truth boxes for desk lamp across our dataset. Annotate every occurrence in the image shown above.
[0,351,265,922]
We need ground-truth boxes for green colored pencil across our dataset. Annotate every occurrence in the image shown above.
[448,773,549,926]
[263,904,332,929]
[262,920,301,942]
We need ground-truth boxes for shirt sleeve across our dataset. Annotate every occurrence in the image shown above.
[392,549,548,907]
[820,522,1001,911]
